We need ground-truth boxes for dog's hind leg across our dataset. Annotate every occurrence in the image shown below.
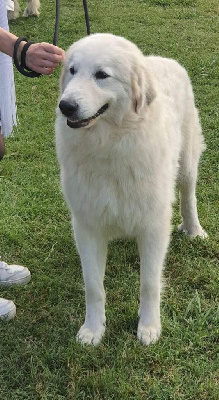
[178,106,207,238]
[73,219,108,346]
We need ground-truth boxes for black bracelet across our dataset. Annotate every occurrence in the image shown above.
[13,37,41,78]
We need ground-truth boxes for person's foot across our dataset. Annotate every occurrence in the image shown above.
[0,260,31,286]
[0,298,16,320]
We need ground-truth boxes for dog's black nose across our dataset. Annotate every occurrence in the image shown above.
[59,100,79,118]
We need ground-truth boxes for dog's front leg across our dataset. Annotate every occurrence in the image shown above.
[73,219,107,346]
[137,220,171,345]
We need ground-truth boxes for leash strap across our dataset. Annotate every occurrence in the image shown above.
[13,36,41,78]
[53,0,60,45]
[21,41,35,71]
[83,0,90,35]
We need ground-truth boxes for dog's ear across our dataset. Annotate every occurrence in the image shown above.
[132,64,156,114]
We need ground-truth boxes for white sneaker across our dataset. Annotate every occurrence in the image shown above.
[0,298,16,320]
[0,260,31,286]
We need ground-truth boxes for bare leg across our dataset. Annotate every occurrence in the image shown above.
[137,217,171,345]
[73,219,108,345]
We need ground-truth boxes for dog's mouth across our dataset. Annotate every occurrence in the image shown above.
[67,104,109,129]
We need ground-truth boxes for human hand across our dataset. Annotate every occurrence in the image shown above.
[24,42,65,75]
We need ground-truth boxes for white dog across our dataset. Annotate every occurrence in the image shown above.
[7,0,40,20]
[55,34,207,346]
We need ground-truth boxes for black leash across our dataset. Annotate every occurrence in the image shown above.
[83,0,91,36]
[13,36,40,77]
[53,0,60,46]
[13,0,90,78]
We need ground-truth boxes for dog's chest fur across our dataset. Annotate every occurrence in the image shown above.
[58,125,177,238]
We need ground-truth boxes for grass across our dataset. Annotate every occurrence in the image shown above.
[0,0,218,398]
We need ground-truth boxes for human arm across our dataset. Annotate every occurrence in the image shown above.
[0,27,65,75]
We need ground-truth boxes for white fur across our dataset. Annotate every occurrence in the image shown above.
[8,0,40,20]
[55,34,207,346]
[23,0,40,17]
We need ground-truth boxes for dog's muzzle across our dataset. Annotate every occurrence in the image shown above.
[59,100,109,129]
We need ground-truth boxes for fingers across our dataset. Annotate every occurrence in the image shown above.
[40,42,65,59]
[25,42,65,75]
[38,43,65,65]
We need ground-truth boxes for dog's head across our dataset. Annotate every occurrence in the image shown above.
[58,34,156,129]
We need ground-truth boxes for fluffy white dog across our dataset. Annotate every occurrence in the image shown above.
[55,34,207,346]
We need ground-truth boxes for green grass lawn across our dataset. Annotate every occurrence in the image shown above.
[0,0,218,398]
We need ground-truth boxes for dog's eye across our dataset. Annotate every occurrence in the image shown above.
[95,70,110,80]
[69,67,76,75]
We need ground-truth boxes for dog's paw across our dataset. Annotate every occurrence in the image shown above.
[137,323,161,346]
[76,323,106,346]
[178,223,208,239]
[23,8,39,17]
